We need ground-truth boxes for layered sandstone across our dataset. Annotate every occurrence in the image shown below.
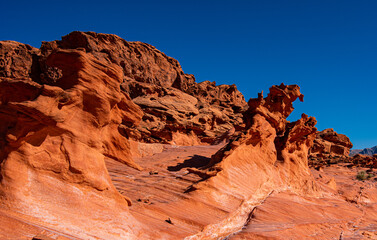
[310,128,353,158]
[181,84,319,238]
[1,32,376,240]
[0,41,39,79]
[0,46,144,239]
[99,83,324,240]
[40,31,247,144]
[308,129,377,170]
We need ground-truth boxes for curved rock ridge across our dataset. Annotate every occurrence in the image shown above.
[182,84,319,239]
[0,48,144,239]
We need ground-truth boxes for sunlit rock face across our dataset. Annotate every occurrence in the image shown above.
[200,83,319,197]
[36,31,247,146]
[1,32,376,240]
[181,84,319,239]
[310,128,353,159]
[0,45,144,239]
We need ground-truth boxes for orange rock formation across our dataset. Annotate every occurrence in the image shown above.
[39,31,247,145]
[0,32,376,240]
[0,47,144,239]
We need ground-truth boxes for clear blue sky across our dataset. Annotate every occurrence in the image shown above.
[2,0,376,149]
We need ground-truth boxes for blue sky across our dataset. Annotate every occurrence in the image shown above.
[1,0,376,149]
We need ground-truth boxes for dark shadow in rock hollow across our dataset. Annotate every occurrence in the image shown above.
[167,155,210,172]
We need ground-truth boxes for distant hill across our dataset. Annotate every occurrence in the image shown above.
[350,146,377,156]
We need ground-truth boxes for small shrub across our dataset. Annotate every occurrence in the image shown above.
[356,171,374,180]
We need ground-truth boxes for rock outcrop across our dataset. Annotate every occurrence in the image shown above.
[349,153,377,168]
[310,128,353,158]
[309,128,354,168]
[39,31,247,145]
[0,46,144,238]
[308,130,377,169]
[2,31,376,239]
[183,84,319,239]
[0,31,250,239]
[0,41,39,79]
[202,84,318,194]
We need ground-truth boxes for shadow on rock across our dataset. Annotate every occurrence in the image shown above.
[167,155,210,171]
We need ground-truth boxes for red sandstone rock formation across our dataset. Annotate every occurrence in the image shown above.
[0,31,248,239]
[310,128,353,158]
[308,128,357,169]
[39,31,247,145]
[348,154,377,168]
[180,84,319,238]
[0,46,144,239]
[1,32,376,239]
[308,129,377,169]
[0,41,39,79]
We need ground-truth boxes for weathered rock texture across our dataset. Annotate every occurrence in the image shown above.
[310,128,353,159]
[306,129,377,169]
[348,154,377,169]
[39,31,247,145]
[0,45,144,238]
[181,84,319,239]
[205,84,318,191]
[0,41,39,79]
[1,32,376,240]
